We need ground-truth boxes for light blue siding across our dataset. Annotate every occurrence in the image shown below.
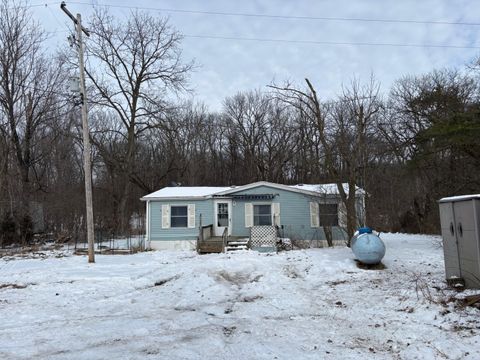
[148,184,358,242]
[230,185,347,240]
[149,199,214,241]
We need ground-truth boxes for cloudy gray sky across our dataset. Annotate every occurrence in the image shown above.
[34,0,480,110]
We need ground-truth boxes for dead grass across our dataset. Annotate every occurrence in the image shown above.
[327,279,349,286]
[411,272,436,303]
[355,261,387,270]
[154,275,179,287]
[240,295,263,303]
[0,283,29,289]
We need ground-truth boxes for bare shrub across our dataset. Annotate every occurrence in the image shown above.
[411,272,436,303]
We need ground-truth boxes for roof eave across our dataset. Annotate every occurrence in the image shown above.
[216,181,331,197]
[140,195,211,201]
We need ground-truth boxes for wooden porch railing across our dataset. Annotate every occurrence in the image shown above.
[200,224,213,242]
[222,227,228,253]
[197,224,213,252]
[197,214,228,253]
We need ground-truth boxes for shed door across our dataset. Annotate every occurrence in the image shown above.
[453,201,480,286]
[439,202,461,279]
[214,200,232,236]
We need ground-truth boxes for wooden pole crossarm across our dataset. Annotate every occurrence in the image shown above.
[60,2,90,37]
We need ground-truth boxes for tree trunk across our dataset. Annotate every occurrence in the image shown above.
[324,226,333,247]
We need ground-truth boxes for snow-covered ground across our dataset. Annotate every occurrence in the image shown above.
[0,234,479,359]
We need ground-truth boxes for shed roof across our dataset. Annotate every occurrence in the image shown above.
[439,194,480,203]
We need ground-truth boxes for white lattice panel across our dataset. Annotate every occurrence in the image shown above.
[250,226,277,247]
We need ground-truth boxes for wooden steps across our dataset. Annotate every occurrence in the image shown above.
[197,236,250,254]
[197,237,224,254]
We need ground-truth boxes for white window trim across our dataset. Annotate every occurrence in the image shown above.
[310,202,319,228]
[245,203,253,228]
[187,204,196,229]
[252,203,274,227]
[162,204,170,229]
[272,202,281,226]
[162,203,196,229]
[170,205,188,228]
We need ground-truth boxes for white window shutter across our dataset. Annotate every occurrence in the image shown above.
[272,202,281,226]
[245,203,253,228]
[187,204,196,228]
[162,204,170,229]
[338,201,347,228]
[310,202,319,228]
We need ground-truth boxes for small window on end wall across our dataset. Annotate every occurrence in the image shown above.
[254,204,272,226]
[319,204,338,226]
[171,206,188,228]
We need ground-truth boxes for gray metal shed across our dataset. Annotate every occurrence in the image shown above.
[438,194,480,288]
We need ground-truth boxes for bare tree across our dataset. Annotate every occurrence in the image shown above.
[375,69,480,233]
[223,90,271,182]
[270,77,381,243]
[85,9,193,231]
[0,0,66,242]
[223,90,297,183]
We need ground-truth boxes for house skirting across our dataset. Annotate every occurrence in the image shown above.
[145,238,346,251]
[292,239,346,248]
[148,239,197,251]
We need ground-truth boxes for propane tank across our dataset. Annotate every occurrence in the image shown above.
[351,228,386,265]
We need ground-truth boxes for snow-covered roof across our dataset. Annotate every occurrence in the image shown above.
[439,194,480,203]
[290,183,365,195]
[141,181,365,200]
[141,186,232,200]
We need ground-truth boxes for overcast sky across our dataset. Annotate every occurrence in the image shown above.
[34,0,480,111]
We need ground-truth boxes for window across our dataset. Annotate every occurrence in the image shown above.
[253,204,272,226]
[319,204,338,226]
[217,203,229,227]
[171,206,188,228]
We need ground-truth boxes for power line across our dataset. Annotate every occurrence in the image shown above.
[68,1,480,27]
[184,34,480,50]
[40,28,480,51]
[28,2,478,50]
[20,2,477,51]
[32,1,60,7]
[45,3,73,35]
[45,29,70,35]
[5,1,60,10]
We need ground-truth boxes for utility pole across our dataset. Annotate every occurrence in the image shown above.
[61,2,95,263]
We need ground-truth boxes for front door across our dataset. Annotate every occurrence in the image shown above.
[214,200,232,236]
